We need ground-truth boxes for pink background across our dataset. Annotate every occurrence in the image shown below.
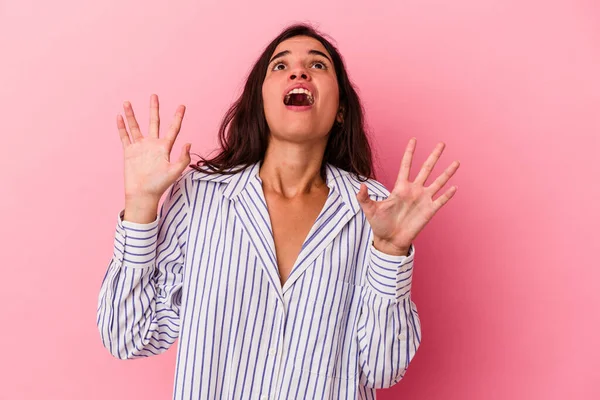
[1,0,598,398]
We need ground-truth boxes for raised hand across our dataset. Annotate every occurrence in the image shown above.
[118,94,191,201]
[356,138,460,256]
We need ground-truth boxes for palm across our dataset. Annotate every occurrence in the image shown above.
[357,138,460,251]
[123,136,183,198]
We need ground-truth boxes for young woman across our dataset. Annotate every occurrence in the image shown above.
[97,23,459,399]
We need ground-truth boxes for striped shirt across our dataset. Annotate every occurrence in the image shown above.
[97,161,421,399]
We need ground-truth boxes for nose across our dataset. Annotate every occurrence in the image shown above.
[289,64,310,81]
[290,72,308,80]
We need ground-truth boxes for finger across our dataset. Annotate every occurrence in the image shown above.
[395,137,417,186]
[414,142,445,186]
[123,101,143,142]
[427,160,460,195]
[116,114,131,148]
[166,105,186,145]
[148,94,160,139]
[356,183,377,219]
[432,185,458,211]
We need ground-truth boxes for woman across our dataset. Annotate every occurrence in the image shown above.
[97,23,459,399]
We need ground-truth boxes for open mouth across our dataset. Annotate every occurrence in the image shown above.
[283,88,314,106]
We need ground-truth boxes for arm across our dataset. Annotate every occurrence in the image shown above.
[356,240,421,388]
[96,175,189,359]
[354,137,458,388]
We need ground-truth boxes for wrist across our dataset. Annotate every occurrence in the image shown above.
[123,197,160,224]
[372,237,410,257]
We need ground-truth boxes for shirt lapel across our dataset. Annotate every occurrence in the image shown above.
[192,162,285,302]
[232,173,283,301]
[281,164,362,295]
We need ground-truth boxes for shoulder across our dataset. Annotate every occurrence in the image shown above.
[161,169,197,207]
[162,166,230,206]
[185,163,258,203]
[187,165,239,183]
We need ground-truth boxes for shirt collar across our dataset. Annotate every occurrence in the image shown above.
[190,161,362,215]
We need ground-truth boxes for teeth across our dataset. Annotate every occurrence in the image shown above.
[287,87,311,95]
[284,87,314,105]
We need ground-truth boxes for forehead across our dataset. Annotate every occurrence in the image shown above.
[271,35,331,58]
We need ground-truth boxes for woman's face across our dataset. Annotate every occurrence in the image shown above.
[262,35,340,143]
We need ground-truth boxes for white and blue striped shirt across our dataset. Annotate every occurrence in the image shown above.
[97,161,421,399]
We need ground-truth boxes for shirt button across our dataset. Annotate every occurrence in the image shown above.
[397,333,404,340]
[268,348,276,356]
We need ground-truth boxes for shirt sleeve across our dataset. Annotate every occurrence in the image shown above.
[96,175,189,360]
[357,240,422,388]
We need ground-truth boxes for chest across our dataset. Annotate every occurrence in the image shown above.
[264,189,329,286]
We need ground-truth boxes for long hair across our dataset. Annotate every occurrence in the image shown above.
[190,23,375,181]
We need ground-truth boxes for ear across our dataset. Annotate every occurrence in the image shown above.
[336,105,345,124]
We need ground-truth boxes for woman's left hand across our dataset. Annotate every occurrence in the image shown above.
[356,137,460,256]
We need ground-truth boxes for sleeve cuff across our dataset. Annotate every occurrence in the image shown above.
[366,242,415,300]
[113,208,160,268]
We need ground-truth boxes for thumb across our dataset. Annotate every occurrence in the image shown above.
[178,143,191,170]
[356,183,376,219]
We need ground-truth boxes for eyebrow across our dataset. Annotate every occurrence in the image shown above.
[268,49,332,65]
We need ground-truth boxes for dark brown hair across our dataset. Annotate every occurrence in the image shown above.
[190,23,375,181]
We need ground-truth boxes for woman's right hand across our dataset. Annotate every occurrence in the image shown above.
[118,94,191,202]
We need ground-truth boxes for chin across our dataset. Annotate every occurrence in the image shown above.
[273,130,313,142]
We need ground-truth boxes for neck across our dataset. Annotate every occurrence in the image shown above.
[258,137,328,199]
